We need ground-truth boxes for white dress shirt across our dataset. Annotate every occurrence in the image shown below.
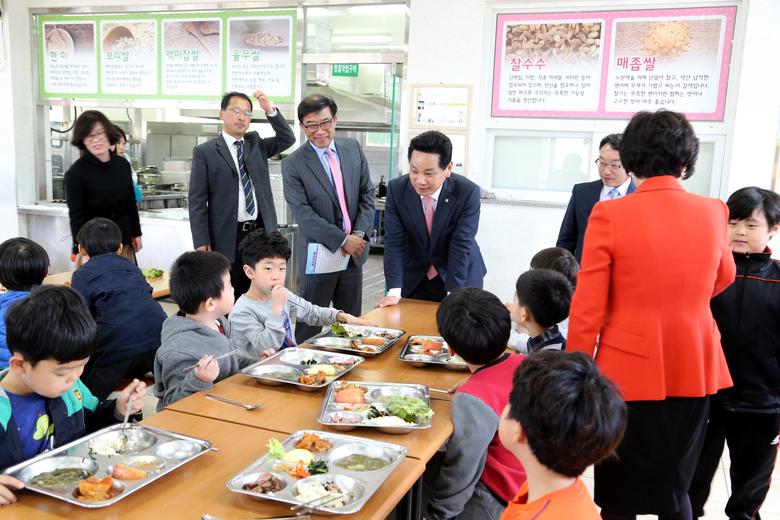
[599,176,633,201]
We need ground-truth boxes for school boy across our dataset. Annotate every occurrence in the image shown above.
[230,229,376,357]
[0,285,145,504]
[426,288,527,520]
[70,218,167,400]
[508,269,573,354]
[499,350,627,519]
[689,187,780,520]
[0,238,49,369]
[153,251,258,412]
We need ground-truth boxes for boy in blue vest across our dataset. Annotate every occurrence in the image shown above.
[426,287,527,520]
[0,285,146,505]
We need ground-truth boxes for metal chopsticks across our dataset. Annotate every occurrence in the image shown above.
[258,286,308,309]
[182,348,239,372]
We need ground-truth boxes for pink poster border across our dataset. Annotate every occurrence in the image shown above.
[491,7,737,121]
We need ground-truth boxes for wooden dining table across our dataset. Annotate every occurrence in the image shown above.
[43,269,171,298]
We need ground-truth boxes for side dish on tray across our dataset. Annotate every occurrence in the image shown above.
[305,325,406,356]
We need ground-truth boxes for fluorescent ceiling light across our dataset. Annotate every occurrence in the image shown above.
[332,35,393,43]
[349,5,409,14]
[334,44,406,50]
[307,8,346,16]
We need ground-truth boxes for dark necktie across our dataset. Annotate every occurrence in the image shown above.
[234,140,256,216]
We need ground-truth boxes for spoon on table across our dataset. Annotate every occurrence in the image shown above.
[206,394,263,410]
[185,22,216,58]
[200,24,220,36]
[117,396,134,448]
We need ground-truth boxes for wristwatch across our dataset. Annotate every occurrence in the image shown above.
[353,230,367,241]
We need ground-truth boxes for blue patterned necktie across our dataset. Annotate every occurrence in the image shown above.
[608,187,620,200]
[282,310,296,349]
[234,140,256,216]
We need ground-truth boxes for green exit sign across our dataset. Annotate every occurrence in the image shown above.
[332,64,359,77]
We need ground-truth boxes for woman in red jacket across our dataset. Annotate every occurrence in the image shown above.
[567,110,736,520]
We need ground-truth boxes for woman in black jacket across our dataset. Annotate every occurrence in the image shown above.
[64,111,142,265]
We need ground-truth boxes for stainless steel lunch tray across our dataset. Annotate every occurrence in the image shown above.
[317,381,433,434]
[398,335,469,371]
[3,424,211,508]
[226,429,408,515]
[240,347,364,391]
[303,324,406,357]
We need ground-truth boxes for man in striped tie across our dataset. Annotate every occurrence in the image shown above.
[189,90,296,298]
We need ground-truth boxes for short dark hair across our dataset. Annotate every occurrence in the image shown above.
[620,109,698,180]
[297,94,338,122]
[114,125,127,142]
[436,287,511,365]
[727,187,780,229]
[77,217,122,256]
[599,133,622,152]
[507,350,627,477]
[408,131,452,170]
[71,110,121,151]
[530,248,579,287]
[239,228,291,266]
[0,238,50,291]
[515,269,573,328]
[5,285,98,366]
[169,251,231,315]
[221,91,253,112]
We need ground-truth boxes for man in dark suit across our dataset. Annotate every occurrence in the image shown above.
[281,95,376,342]
[189,90,295,298]
[376,131,486,307]
[556,134,636,264]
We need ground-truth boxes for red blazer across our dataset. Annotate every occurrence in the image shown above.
[567,176,736,402]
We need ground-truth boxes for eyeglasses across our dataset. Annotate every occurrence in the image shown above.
[84,130,107,143]
[595,159,623,172]
[226,106,253,118]
[303,119,334,133]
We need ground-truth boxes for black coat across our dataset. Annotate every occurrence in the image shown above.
[711,249,780,413]
[64,151,141,253]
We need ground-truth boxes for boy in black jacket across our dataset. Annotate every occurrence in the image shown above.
[71,218,167,400]
[689,187,780,520]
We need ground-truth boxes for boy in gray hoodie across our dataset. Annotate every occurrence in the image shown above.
[153,251,257,411]
[230,229,375,357]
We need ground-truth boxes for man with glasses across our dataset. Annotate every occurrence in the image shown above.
[189,90,295,298]
[281,95,376,343]
[556,134,636,264]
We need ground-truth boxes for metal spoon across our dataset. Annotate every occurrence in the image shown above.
[117,396,134,448]
[205,394,263,410]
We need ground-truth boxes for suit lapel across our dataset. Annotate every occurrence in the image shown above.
[429,178,455,255]
[406,180,430,247]
[216,135,238,176]
[586,180,602,209]
[303,144,340,209]
[333,139,356,217]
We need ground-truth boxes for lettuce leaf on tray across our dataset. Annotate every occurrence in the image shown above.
[387,396,434,424]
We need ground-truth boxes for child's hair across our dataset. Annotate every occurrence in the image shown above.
[530,247,580,287]
[77,217,122,257]
[436,287,511,365]
[508,350,627,477]
[169,251,231,315]
[5,285,98,366]
[516,269,573,328]
[0,237,50,291]
[239,228,292,266]
[727,186,780,229]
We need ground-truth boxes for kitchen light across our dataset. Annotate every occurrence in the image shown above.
[348,5,409,15]
[331,35,393,43]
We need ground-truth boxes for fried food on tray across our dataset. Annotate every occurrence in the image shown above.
[299,371,328,385]
[360,337,385,346]
[295,432,332,452]
[77,476,114,502]
[333,382,368,393]
[349,339,376,352]
[409,336,438,345]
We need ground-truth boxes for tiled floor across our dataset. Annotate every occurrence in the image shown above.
[138,250,780,519]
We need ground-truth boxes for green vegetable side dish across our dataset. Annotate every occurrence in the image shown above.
[329,322,348,338]
[142,268,164,278]
[266,438,285,460]
[28,468,94,487]
[308,460,329,474]
[387,396,434,424]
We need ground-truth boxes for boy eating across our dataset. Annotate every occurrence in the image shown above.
[0,286,146,504]
[230,229,375,358]
[499,350,627,519]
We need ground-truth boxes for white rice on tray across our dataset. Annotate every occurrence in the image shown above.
[368,416,416,427]
[91,437,124,456]
[296,482,349,507]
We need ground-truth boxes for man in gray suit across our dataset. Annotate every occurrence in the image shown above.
[282,95,376,342]
[189,90,295,297]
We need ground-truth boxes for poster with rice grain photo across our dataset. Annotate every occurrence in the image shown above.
[41,22,98,95]
[161,18,223,97]
[225,13,295,100]
[100,19,158,95]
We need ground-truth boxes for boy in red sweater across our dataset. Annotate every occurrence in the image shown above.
[499,350,626,519]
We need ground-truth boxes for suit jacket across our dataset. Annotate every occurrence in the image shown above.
[281,138,376,268]
[188,114,295,263]
[384,174,486,296]
[567,176,736,402]
[556,178,637,263]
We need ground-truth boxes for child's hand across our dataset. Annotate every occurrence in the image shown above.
[0,475,25,505]
[193,355,220,383]
[337,313,379,327]
[448,376,469,393]
[270,285,289,314]
[114,379,147,418]
[258,349,276,360]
